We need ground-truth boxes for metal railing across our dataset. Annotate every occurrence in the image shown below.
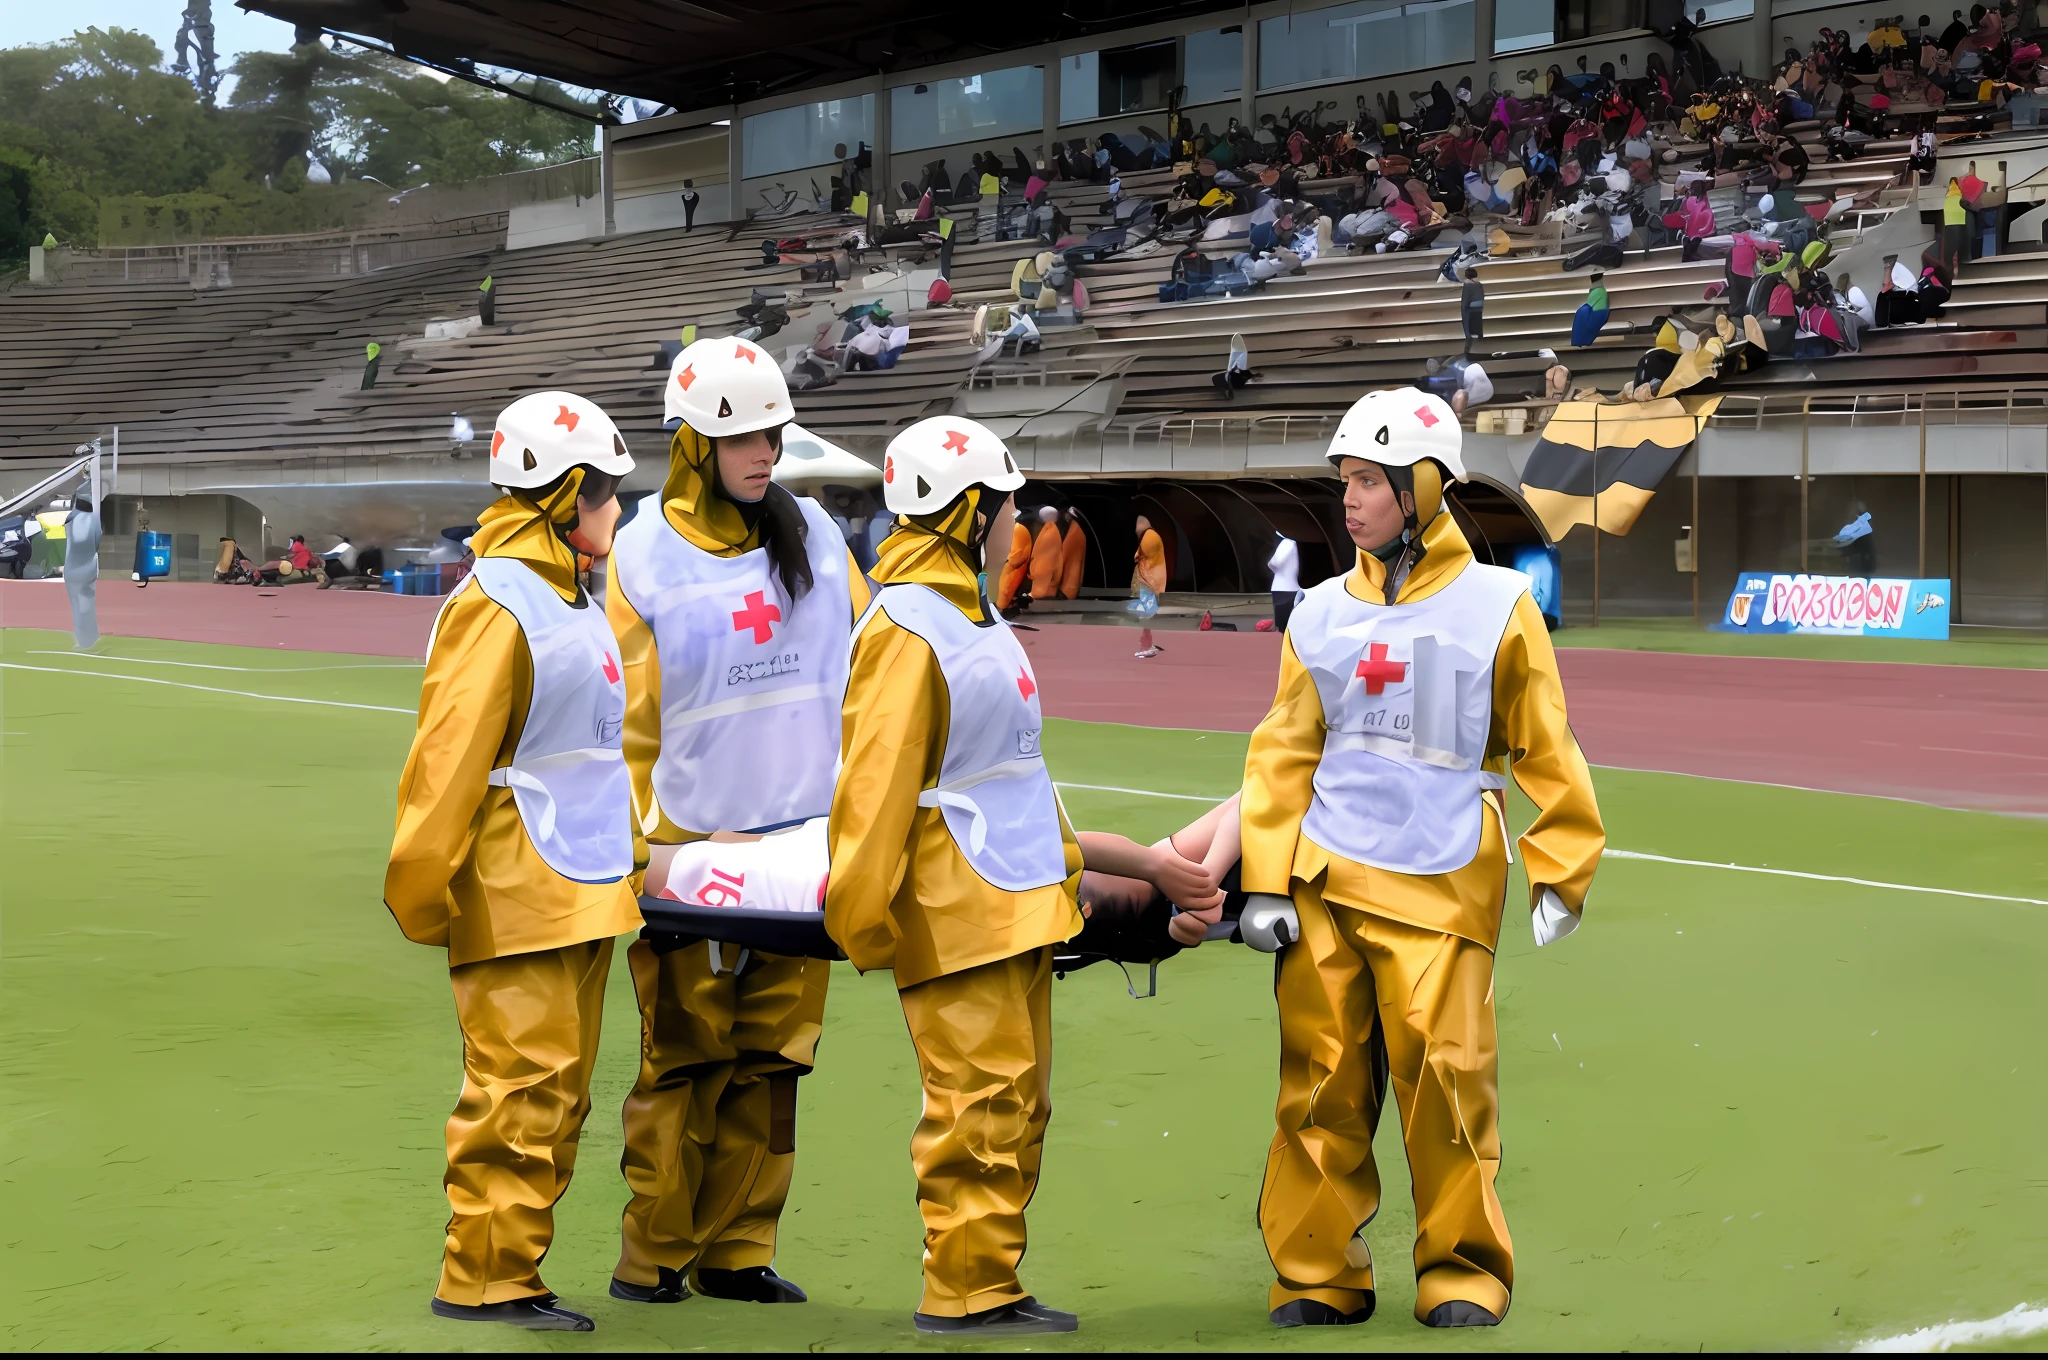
[1706,387,2048,429]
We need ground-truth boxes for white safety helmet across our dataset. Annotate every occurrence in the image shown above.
[881,416,1024,516]
[665,335,791,436]
[1326,386,1467,482]
[489,390,634,490]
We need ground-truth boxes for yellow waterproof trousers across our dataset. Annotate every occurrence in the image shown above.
[898,947,1054,1318]
[440,937,614,1305]
[1261,887,1513,1321]
[615,938,828,1285]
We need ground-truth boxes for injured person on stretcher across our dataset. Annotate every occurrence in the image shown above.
[640,795,1246,975]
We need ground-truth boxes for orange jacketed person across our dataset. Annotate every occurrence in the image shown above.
[1028,505,1063,600]
[996,519,1032,608]
[1058,512,1086,599]
[1133,515,1167,594]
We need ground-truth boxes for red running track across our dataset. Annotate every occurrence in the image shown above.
[7,581,2041,815]
[0,579,441,658]
[1011,623,2048,817]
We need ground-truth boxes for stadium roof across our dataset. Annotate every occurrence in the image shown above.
[237,0,1246,110]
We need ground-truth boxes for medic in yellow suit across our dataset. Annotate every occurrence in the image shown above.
[385,390,644,1333]
[825,416,1084,1338]
[1238,387,1604,1331]
[604,336,870,1306]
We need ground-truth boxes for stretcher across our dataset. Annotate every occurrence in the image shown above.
[638,865,1249,974]
[636,897,847,960]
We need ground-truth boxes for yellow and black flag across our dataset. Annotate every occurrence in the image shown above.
[1518,394,1721,539]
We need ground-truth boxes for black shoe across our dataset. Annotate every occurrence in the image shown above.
[610,1267,689,1303]
[429,1294,594,1331]
[1271,1296,1375,1327]
[694,1265,807,1303]
[1424,1300,1501,1328]
[914,1296,1078,1335]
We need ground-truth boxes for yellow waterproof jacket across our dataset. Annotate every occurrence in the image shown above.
[1241,511,1603,948]
[826,496,1084,986]
[385,477,646,966]
[608,423,871,842]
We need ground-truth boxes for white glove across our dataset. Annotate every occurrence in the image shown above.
[1533,887,1579,947]
[1240,893,1300,952]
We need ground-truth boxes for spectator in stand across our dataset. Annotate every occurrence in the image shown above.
[1460,266,1485,352]
[1424,355,1494,415]
[1941,177,1968,273]
[1907,116,1938,185]
[1572,274,1612,346]
[1058,509,1087,600]
[1959,162,1993,258]
[1680,181,1716,262]
[1267,532,1301,631]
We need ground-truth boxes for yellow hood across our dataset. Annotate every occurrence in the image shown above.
[469,468,585,603]
[660,421,763,555]
[1349,501,1475,607]
[870,487,993,621]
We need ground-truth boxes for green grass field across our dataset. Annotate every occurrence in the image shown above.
[4,627,2046,1351]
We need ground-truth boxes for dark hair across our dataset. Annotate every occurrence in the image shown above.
[716,427,814,604]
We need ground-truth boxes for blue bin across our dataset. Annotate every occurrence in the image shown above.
[137,531,172,579]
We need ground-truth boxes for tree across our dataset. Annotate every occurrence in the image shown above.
[0,28,599,261]
[290,48,596,187]
[0,29,230,199]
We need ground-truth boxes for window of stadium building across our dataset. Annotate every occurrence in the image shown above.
[892,66,1045,152]
[1258,0,1475,91]
[1060,40,1178,124]
[1185,26,1245,104]
[742,95,874,178]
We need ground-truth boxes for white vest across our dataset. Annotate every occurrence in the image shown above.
[610,495,851,834]
[443,557,634,884]
[1288,559,1530,876]
[856,583,1069,892]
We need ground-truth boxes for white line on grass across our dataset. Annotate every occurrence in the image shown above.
[1054,782,2048,906]
[29,651,422,672]
[1055,780,1220,802]
[1604,849,2048,907]
[0,663,414,715]
[1855,1302,2048,1351]
[10,681,2036,907]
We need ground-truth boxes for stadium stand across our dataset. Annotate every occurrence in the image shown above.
[10,7,2048,621]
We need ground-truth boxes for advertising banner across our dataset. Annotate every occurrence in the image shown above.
[1715,571,1950,640]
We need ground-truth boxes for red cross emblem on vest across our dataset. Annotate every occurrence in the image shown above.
[1354,642,1406,694]
[1016,667,1036,702]
[732,590,782,643]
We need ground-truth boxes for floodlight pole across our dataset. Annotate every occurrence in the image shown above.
[1799,395,1811,574]
[1917,392,1928,578]
[1691,440,1700,624]
[1591,404,1600,629]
